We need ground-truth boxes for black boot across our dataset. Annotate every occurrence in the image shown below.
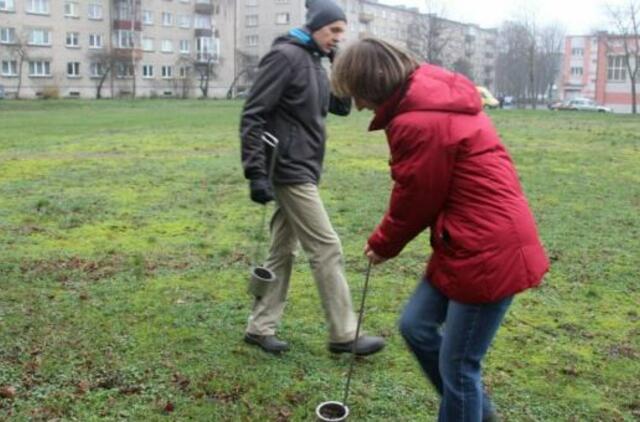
[328,335,385,356]
[244,333,290,354]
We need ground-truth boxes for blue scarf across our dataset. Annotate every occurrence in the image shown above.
[288,27,326,56]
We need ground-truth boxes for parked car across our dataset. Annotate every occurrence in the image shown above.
[547,100,564,110]
[557,98,613,113]
[476,86,500,109]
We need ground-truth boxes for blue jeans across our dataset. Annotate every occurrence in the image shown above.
[399,279,513,422]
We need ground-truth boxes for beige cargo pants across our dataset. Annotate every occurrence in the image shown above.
[246,183,358,343]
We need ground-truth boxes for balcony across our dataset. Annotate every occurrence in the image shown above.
[196,52,219,63]
[359,12,374,23]
[195,28,213,38]
[113,20,142,31]
[113,48,143,61]
[195,2,213,15]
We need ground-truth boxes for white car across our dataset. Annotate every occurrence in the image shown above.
[561,98,613,113]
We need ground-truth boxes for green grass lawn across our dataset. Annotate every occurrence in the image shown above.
[0,100,638,421]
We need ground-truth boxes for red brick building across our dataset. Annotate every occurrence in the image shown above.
[559,32,639,113]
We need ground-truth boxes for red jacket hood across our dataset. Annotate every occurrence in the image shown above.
[370,64,482,130]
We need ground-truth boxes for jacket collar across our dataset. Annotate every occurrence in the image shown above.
[368,81,409,131]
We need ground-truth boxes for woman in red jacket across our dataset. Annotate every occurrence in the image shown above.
[332,38,549,421]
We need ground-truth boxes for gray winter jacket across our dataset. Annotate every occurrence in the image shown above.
[240,33,351,185]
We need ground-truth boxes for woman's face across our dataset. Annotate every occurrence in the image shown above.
[354,97,377,111]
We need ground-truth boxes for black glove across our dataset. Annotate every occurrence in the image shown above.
[249,178,274,204]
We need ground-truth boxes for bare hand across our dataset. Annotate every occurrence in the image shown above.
[364,243,387,265]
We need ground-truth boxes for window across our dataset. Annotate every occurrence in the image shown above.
[245,0,257,6]
[571,47,584,56]
[116,63,134,78]
[194,14,211,29]
[178,15,190,28]
[246,34,258,47]
[274,0,289,3]
[161,39,173,52]
[161,65,173,78]
[246,14,258,27]
[27,0,49,14]
[196,36,219,62]
[179,66,190,78]
[90,62,104,77]
[0,0,15,11]
[89,33,103,48]
[0,27,16,43]
[115,1,131,19]
[143,10,153,24]
[88,3,102,19]
[179,39,190,53]
[275,12,289,25]
[66,32,79,47]
[570,67,583,77]
[67,62,80,77]
[608,55,627,81]
[64,1,78,17]
[162,12,173,26]
[29,29,51,46]
[142,64,154,78]
[1,60,17,76]
[180,0,189,3]
[116,30,134,48]
[142,37,154,51]
[29,60,51,76]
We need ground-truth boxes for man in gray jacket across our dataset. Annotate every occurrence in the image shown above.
[240,0,385,356]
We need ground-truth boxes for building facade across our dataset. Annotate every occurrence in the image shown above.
[559,33,640,113]
[1,0,498,99]
[0,0,233,98]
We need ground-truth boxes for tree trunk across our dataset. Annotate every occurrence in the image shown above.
[631,76,637,114]
[16,55,24,99]
[97,71,109,99]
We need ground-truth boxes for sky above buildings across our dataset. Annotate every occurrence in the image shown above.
[379,0,617,34]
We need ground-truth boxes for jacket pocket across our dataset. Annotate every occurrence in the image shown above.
[284,124,316,161]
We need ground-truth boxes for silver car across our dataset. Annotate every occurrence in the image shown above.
[562,98,613,113]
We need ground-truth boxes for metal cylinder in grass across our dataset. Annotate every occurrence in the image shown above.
[316,401,349,421]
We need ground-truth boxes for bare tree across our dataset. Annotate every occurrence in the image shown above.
[6,33,29,99]
[88,48,117,99]
[173,56,194,99]
[536,23,565,101]
[496,13,564,108]
[453,58,475,81]
[194,56,220,98]
[607,0,640,113]
[407,1,450,65]
[226,50,258,99]
[495,21,530,104]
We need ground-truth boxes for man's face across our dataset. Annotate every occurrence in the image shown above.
[312,20,347,54]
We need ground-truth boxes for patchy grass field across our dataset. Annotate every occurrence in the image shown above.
[0,100,638,421]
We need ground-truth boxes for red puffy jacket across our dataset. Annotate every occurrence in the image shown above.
[367,64,549,303]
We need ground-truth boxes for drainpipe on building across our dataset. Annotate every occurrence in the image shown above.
[130,0,136,98]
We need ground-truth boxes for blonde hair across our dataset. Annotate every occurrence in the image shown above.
[331,37,420,106]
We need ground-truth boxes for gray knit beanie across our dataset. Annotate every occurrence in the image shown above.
[305,0,347,31]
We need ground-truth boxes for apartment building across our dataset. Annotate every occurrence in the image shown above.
[0,0,233,98]
[234,0,498,92]
[0,0,498,99]
[559,32,639,113]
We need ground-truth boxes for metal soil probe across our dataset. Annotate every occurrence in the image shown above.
[315,260,373,421]
[247,132,279,298]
